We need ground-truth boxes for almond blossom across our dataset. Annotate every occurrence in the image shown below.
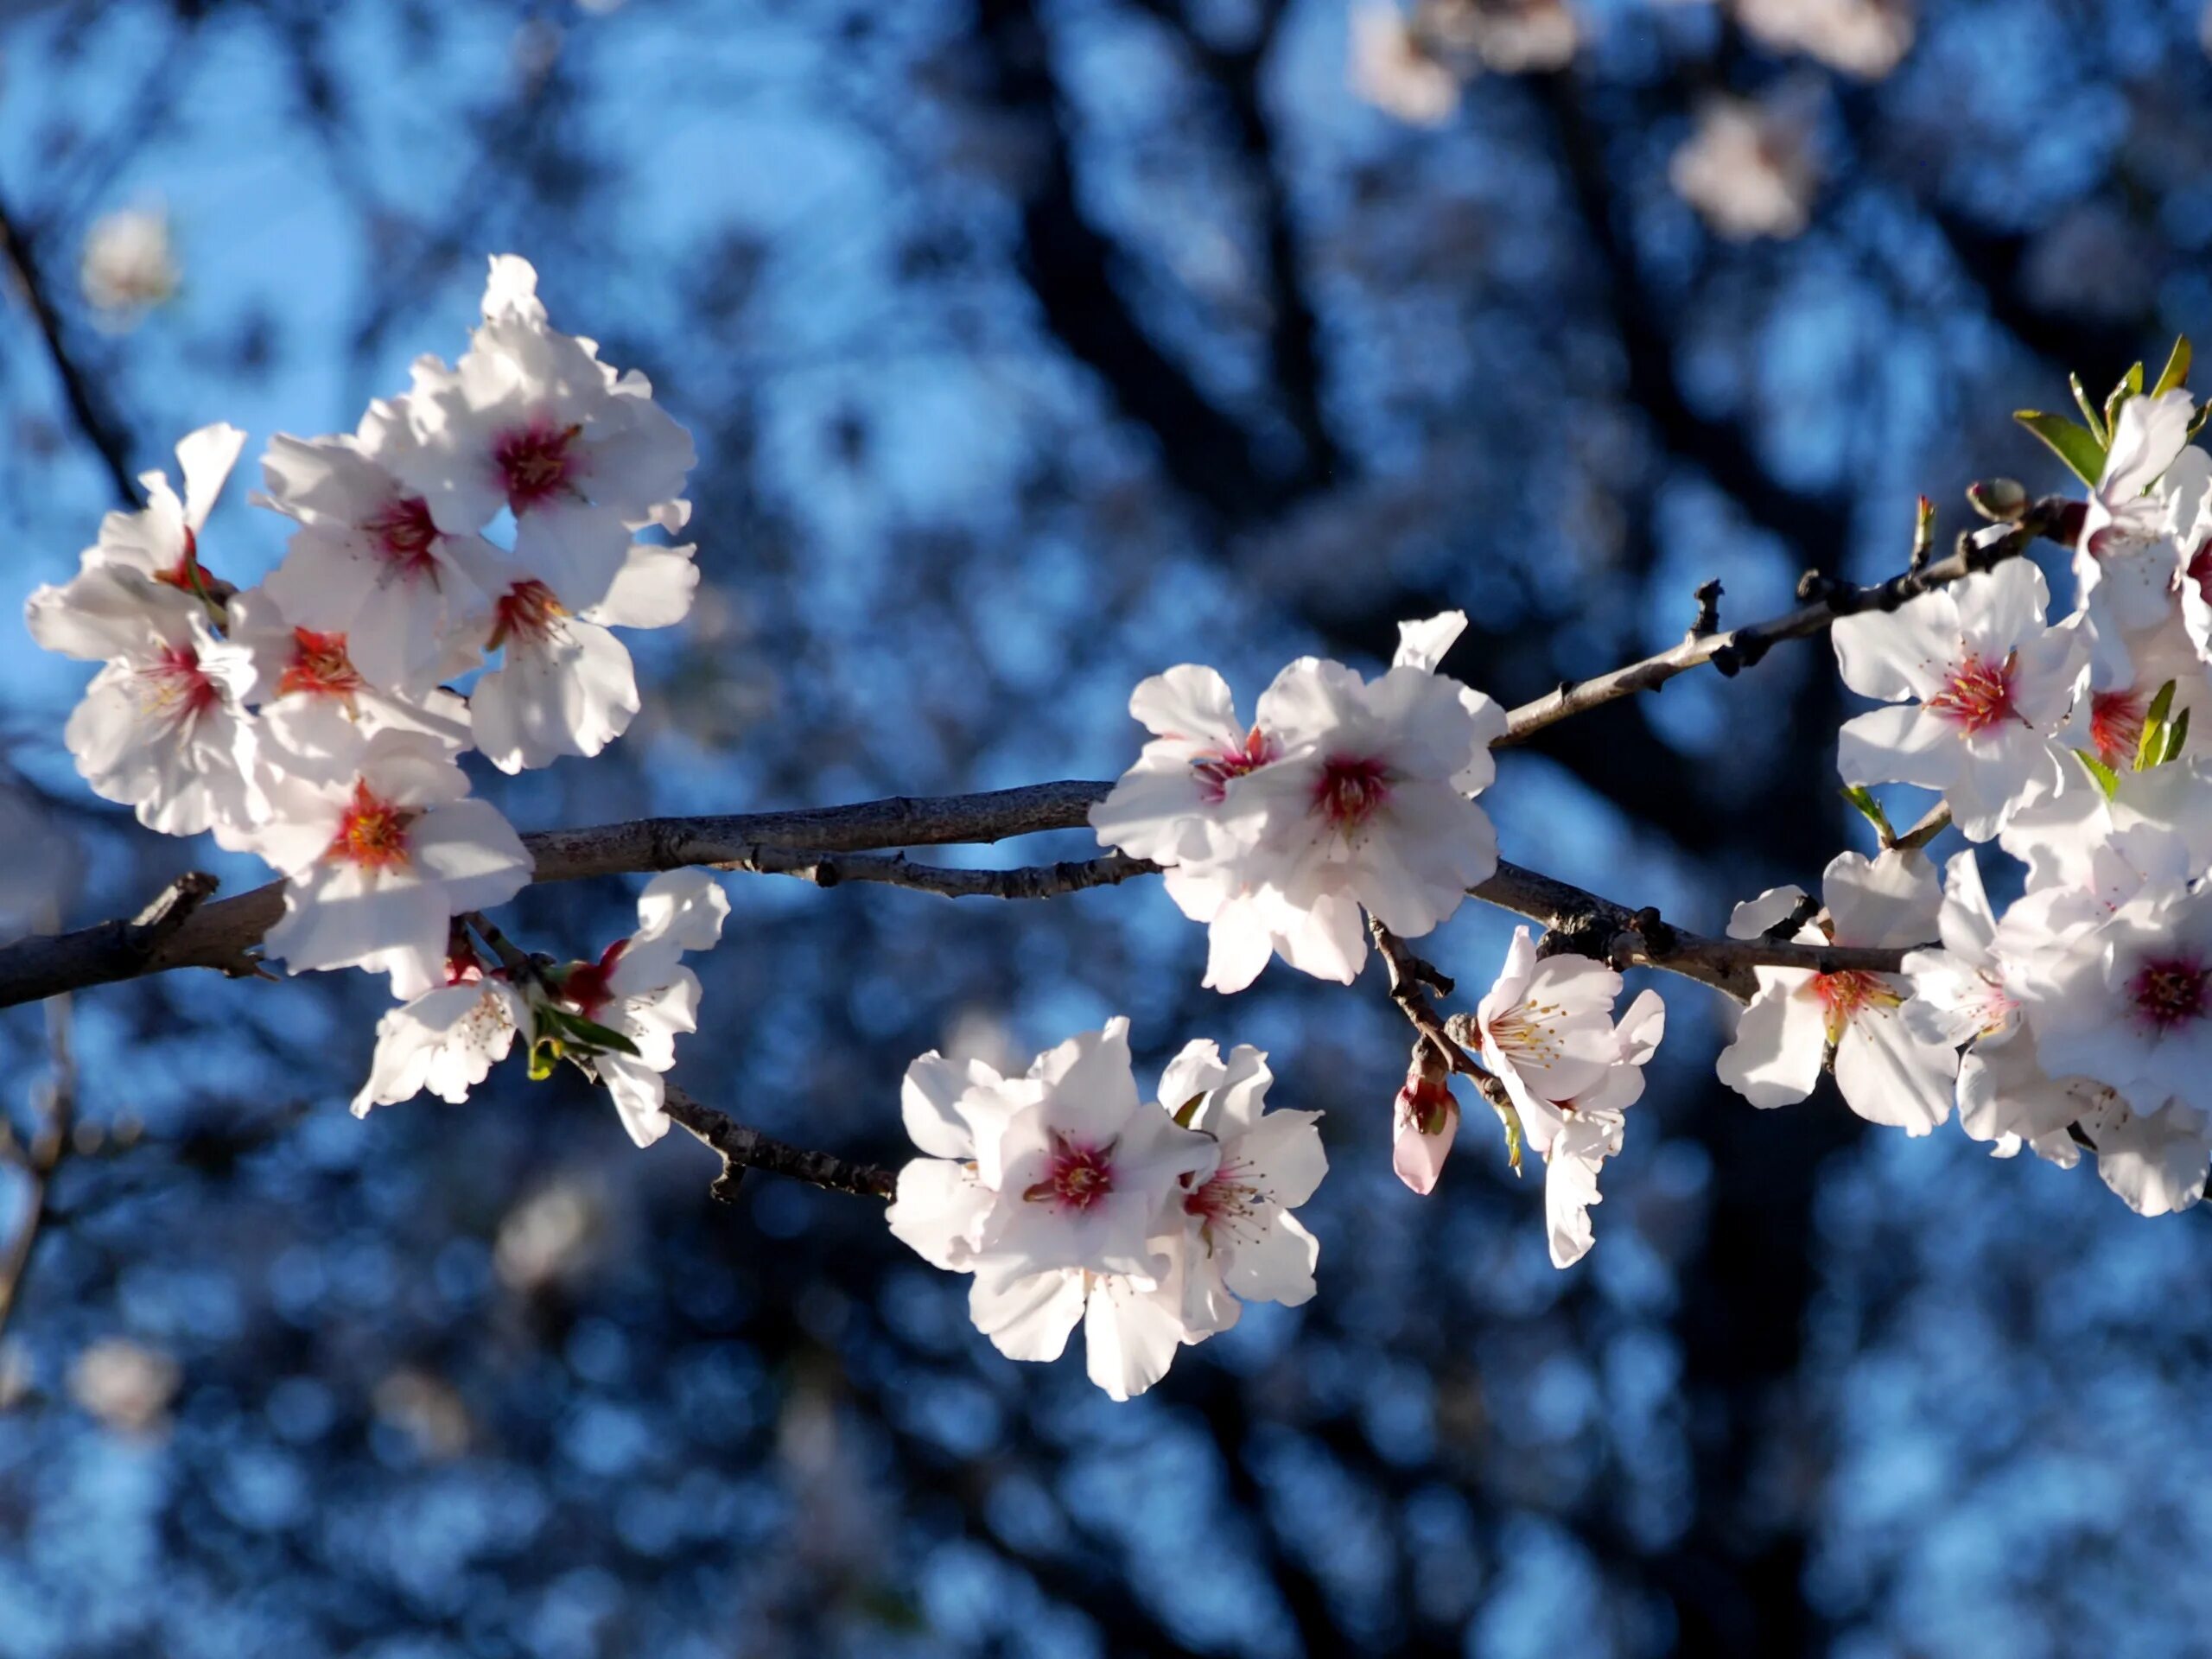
[2075,389,2205,636]
[253,728,532,994]
[1475,927,1666,1266]
[29,590,263,841]
[257,417,503,692]
[549,868,729,1147]
[1093,613,1506,994]
[352,940,527,1115]
[2077,1090,2212,1217]
[887,1021,1225,1400]
[1715,848,1956,1132]
[1898,851,2082,1166]
[1832,558,2088,841]
[396,256,696,611]
[467,540,699,772]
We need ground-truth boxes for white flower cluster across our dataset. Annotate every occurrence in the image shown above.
[1722,382,2212,1216]
[24,255,706,1139]
[887,1020,1325,1400]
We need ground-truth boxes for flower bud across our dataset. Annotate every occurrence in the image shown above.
[1966,477,2028,521]
[1392,1044,1460,1196]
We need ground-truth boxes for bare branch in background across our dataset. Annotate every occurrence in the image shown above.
[660,1083,897,1201]
[0,190,140,509]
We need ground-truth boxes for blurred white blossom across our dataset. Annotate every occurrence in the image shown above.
[79,205,178,327]
[1669,92,1821,242]
[68,1337,180,1434]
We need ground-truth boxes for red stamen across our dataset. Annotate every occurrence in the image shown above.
[493,420,583,513]
[1190,728,1275,803]
[2131,956,2208,1033]
[1021,1134,1116,1212]
[1313,754,1392,828]
[277,628,364,701]
[137,644,222,723]
[487,580,565,651]
[365,495,442,580]
[1925,652,2020,734]
[327,779,416,871]
[1812,969,1902,1044]
[2090,689,2147,769]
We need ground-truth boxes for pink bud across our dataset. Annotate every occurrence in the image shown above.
[1392,1069,1459,1196]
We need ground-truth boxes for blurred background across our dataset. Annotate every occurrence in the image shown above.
[0,0,2207,1654]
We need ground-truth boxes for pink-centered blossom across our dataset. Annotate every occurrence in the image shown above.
[550,868,729,1147]
[254,728,532,995]
[352,941,527,1115]
[1715,848,1956,1132]
[1832,559,2088,840]
[394,256,696,612]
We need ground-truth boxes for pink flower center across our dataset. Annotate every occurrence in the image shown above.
[365,495,442,579]
[277,627,364,701]
[487,580,565,650]
[2189,538,2212,606]
[1811,969,1902,1044]
[137,644,222,723]
[1395,1076,1456,1136]
[2089,688,2146,768]
[1191,728,1275,804]
[1184,1160,1257,1234]
[1925,652,2019,734]
[2130,956,2208,1033]
[1313,754,1391,828]
[1022,1135,1116,1212]
[327,779,416,871]
[494,419,582,513]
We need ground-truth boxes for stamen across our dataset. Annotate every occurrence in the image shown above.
[1811,969,1903,1044]
[1925,652,2020,734]
[1191,728,1275,803]
[2131,956,2208,1033]
[1022,1134,1117,1212]
[365,495,443,580]
[493,420,583,513]
[277,628,364,701]
[327,779,416,872]
[136,645,221,725]
[487,580,566,651]
[1313,754,1391,828]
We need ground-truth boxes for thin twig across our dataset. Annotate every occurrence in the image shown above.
[660,1083,896,1201]
[0,994,77,1345]
[715,845,1154,899]
[0,191,139,509]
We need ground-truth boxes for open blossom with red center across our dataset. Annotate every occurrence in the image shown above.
[1834,561,2088,842]
[493,419,583,513]
[1924,652,2020,734]
[276,628,365,701]
[1312,753,1392,828]
[1024,1134,1118,1212]
[326,779,417,872]
[2089,687,2149,768]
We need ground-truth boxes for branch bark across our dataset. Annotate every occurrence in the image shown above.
[0,191,140,510]
[660,1083,896,1200]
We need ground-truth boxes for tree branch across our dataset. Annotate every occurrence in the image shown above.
[659,1083,896,1201]
[0,190,140,510]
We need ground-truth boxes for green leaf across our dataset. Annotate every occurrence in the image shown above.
[2070,373,2109,443]
[2137,679,2179,772]
[2015,410,2108,486]
[2107,363,2145,435]
[546,1008,642,1058]
[2153,336,2193,399]
[1840,784,1896,844]
[2074,748,2121,800]
[2164,706,2192,766]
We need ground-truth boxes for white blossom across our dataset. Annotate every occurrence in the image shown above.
[2076,390,2205,637]
[254,728,532,994]
[1735,0,1913,78]
[257,417,504,692]
[1349,0,1460,126]
[1669,92,1819,242]
[352,943,527,1114]
[396,256,696,612]
[79,205,179,324]
[2078,1090,2212,1217]
[1832,558,2088,841]
[550,868,729,1147]
[1477,927,1665,1266]
[1095,613,1505,993]
[1715,848,1956,1132]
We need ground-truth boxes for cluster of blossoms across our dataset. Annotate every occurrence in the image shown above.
[25,256,705,1141]
[29,251,2212,1402]
[1719,369,2212,1216]
[887,1020,1325,1400]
